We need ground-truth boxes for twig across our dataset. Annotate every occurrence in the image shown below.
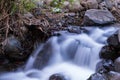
[5,17,10,38]
[0,27,6,31]
[0,14,10,21]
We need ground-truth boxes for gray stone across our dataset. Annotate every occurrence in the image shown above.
[83,9,116,26]
[107,29,120,48]
[33,39,53,69]
[2,36,25,61]
[104,0,114,9]
[99,1,108,10]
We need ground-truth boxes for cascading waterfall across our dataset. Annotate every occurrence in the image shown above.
[0,27,117,80]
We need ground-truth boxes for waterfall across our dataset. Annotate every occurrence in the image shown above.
[0,27,117,80]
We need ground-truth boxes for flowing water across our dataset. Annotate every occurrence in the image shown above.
[0,27,117,80]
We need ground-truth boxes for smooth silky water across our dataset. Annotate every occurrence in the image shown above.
[0,27,118,80]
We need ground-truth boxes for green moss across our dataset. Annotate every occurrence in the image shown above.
[0,0,36,14]
[21,0,36,11]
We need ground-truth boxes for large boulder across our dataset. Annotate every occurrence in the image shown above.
[99,45,117,60]
[83,9,116,26]
[2,36,25,61]
[107,29,120,49]
[114,57,120,73]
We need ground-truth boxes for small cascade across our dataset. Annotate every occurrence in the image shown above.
[0,27,117,80]
[25,44,44,70]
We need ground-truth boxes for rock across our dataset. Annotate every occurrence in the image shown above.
[67,25,82,34]
[49,73,70,80]
[99,45,117,60]
[114,57,120,72]
[83,9,116,26]
[33,38,54,69]
[116,0,120,9]
[88,73,106,80]
[104,0,114,9]
[96,60,114,73]
[67,0,84,11]
[107,30,120,48]
[0,54,7,65]
[97,0,120,10]
[107,71,120,80]
[2,36,25,61]
[81,0,98,9]
[87,0,99,9]
[98,1,108,10]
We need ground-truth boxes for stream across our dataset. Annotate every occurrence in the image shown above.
[0,27,117,80]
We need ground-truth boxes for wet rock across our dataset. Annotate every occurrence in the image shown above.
[2,36,25,61]
[99,45,117,60]
[67,25,82,34]
[88,73,106,80]
[114,57,120,73]
[107,71,120,80]
[49,73,70,80]
[107,30,120,48]
[83,9,116,26]
[33,38,53,69]
[96,60,114,73]
[81,0,98,9]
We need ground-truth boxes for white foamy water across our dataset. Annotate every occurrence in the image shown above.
[0,27,117,80]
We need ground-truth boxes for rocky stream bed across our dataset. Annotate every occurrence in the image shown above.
[1,0,120,80]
